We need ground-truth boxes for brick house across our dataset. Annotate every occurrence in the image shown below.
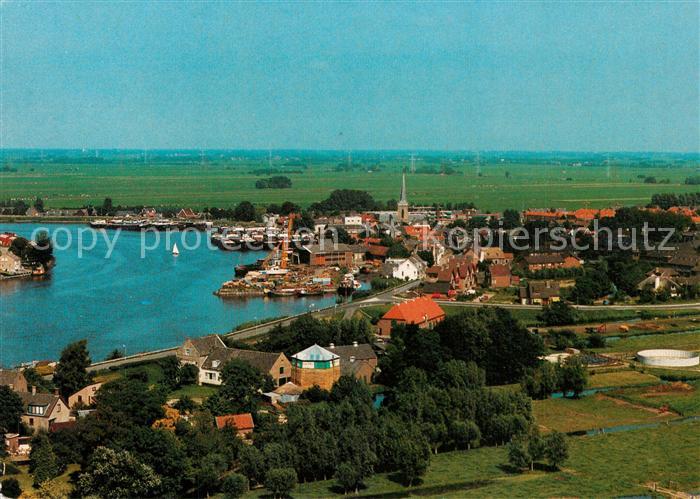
[0,369,29,392]
[488,264,512,288]
[177,335,227,366]
[290,344,341,390]
[377,296,446,337]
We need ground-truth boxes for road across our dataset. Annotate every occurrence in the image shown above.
[435,300,700,311]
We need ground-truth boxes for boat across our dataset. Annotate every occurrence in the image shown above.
[269,288,298,297]
[172,243,180,256]
[337,273,360,295]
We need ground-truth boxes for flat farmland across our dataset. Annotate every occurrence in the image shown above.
[1,157,699,210]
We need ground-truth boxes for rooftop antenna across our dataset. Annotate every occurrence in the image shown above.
[410,153,416,174]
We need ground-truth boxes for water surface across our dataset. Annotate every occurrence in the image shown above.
[0,223,334,366]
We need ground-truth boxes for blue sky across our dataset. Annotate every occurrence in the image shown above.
[2,2,698,151]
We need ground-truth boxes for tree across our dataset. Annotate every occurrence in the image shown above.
[102,197,114,213]
[0,478,21,498]
[179,363,199,386]
[0,386,23,433]
[192,452,227,496]
[205,359,266,415]
[396,435,430,486]
[449,420,481,450]
[336,462,363,495]
[544,431,568,469]
[77,447,161,498]
[502,209,521,229]
[416,250,434,267]
[507,437,531,471]
[222,473,248,498]
[105,349,124,360]
[29,433,60,486]
[34,196,44,212]
[264,467,297,498]
[53,340,92,399]
[233,201,257,221]
[95,378,165,427]
[539,301,576,326]
[558,356,588,398]
[239,445,267,486]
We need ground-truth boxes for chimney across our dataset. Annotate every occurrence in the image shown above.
[353,341,358,347]
[350,356,356,363]
[329,343,335,349]
[31,385,36,395]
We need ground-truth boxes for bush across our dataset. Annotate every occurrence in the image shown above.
[0,478,21,498]
[222,473,248,498]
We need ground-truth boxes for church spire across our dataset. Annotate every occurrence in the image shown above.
[399,170,407,204]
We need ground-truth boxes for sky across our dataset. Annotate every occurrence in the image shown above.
[1,2,698,152]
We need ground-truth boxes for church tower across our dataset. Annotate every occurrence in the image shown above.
[397,170,409,223]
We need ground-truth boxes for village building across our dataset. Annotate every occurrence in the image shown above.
[519,280,561,305]
[637,268,682,296]
[177,208,198,219]
[215,413,255,438]
[266,382,304,405]
[377,296,446,337]
[292,243,354,267]
[200,348,291,387]
[365,244,390,262]
[488,264,513,288]
[381,255,426,281]
[68,382,103,409]
[19,388,71,433]
[0,368,29,392]
[177,335,291,387]
[397,171,410,224]
[290,344,341,390]
[327,342,378,383]
[478,247,514,266]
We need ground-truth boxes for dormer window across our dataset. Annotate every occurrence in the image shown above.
[212,360,220,369]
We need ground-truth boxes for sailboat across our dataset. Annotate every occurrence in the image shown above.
[172,243,180,256]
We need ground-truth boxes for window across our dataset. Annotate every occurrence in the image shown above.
[279,366,285,374]
[29,418,34,426]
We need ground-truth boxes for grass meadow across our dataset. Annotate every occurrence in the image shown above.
[269,421,700,498]
[2,158,699,211]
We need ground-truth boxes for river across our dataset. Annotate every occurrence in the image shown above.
[0,223,336,367]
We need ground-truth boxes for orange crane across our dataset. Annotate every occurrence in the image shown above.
[280,213,296,269]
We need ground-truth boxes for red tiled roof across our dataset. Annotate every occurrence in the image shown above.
[215,413,254,431]
[382,297,445,324]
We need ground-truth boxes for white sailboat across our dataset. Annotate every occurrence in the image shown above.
[172,243,180,256]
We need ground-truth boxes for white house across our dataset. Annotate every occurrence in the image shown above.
[0,248,24,274]
[344,216,363,226]
[381,255,426,281]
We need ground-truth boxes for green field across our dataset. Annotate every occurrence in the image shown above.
[533,393,673,433]
[609,381,700,416]
[2,156,699,211]
[595,329,700,354]
[265,421,700,498]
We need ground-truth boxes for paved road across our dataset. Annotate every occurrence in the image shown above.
[436,300,700,311]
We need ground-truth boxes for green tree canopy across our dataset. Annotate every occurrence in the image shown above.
[53,339,92,399]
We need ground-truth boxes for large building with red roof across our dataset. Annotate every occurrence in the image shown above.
[377,296,446,337]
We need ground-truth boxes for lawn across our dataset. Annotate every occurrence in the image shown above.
[169,384,219,401]
[3,463,79,498]
[594,330,700,354]
[271,421,700,498]
[532,393,673,433]
[609,381,700,416]
[2,155,698,211]
[587,369,661,389]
